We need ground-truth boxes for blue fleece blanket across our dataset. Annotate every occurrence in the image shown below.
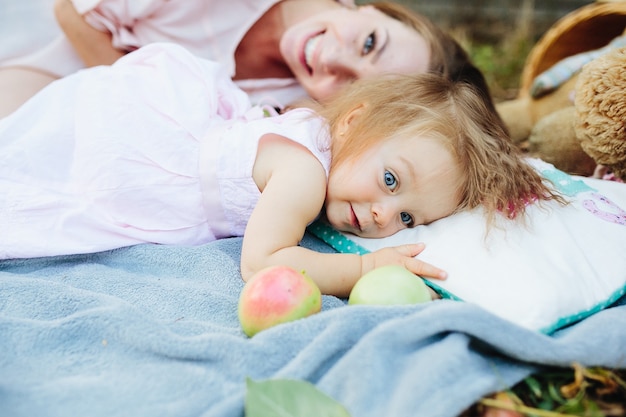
[1,234,625,417]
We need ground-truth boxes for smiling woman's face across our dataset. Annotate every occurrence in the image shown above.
[279,5,431,102]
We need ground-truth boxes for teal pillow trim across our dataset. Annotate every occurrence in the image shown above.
[306,220,463,302]
[307,220,369,255]
[540,284,626,335]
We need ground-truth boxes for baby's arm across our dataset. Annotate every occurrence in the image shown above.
[54,0,125,67]
[242,134,446,298]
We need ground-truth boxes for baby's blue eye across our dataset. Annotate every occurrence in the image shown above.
[384,170,397,191]
[400,212,414,227]
[363,32,376,55]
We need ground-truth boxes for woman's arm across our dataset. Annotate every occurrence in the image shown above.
[54,0,125,66]
[242,134,446,298]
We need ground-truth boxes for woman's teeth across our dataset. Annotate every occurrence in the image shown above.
[304,34,323,71]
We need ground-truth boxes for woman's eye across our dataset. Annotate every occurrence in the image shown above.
[384,170,397,191]
[400,212,414,227]
[362,32,376,55]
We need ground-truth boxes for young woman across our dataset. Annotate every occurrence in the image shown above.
[0,44,557,296]
[0,0,492,118]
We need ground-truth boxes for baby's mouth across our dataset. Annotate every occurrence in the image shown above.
[350,205,361,232]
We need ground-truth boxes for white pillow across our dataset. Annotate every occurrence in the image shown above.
[309,159,626,333]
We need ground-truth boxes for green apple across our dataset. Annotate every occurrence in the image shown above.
[238,265,322,337]
[348,265,432,305]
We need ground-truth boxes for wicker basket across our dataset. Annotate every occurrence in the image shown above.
[519,1,626,97]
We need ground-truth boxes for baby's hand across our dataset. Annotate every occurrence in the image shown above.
[362,243,447,280]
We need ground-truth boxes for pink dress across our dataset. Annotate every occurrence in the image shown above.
[0,43,331,260]
[0,0,306,107]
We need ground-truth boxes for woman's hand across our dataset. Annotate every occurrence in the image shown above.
[361,243,447,280]
[54,0,125,67]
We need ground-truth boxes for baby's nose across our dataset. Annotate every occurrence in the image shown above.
[371,203,394,228]
[319,46,359,76]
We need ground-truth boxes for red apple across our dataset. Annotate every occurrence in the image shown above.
[238,266,322,337]
[348,265,432,305]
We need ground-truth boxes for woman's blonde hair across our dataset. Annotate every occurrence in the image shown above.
[317,73,565,227]
[371,1,499,117]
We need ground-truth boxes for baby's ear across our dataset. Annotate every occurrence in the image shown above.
[337,104,365,137]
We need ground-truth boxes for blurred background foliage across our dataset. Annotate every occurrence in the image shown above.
[359,0,593,101]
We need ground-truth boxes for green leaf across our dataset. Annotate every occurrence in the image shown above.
[547,382,567,405]
[245,377,351,417]
[524,376,544,398]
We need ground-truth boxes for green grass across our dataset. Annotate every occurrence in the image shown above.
[451,27,534,102]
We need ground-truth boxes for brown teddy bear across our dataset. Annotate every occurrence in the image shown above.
[495,1,626,177]
[575,46,626,181]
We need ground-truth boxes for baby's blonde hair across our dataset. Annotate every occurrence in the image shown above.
[317,73,565,228]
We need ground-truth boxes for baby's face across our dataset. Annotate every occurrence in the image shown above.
[324,133,462,238]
